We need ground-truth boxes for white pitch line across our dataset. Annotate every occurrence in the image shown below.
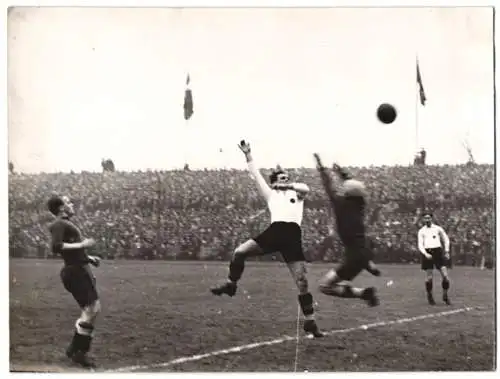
[105,306,477,373]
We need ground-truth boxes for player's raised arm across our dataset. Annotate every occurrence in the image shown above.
[239,140,272,201]
[313,153,336,202]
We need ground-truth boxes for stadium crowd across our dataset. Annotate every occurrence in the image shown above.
[9,163,494,266]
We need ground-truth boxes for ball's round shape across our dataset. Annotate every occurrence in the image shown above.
[377,103,397,124]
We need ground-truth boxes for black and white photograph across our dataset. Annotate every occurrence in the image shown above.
[5,2,497,373]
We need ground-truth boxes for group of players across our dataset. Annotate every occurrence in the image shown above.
[47,139,452,369]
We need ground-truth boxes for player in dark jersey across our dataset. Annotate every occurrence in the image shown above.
[47,195,101,369]
[313,154,380,307]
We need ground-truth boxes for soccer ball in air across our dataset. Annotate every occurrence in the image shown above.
[377,103,397,124]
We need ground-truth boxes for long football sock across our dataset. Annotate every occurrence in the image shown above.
[442,278,450,294]
[320,283,364,298]
[74,321,94,354]
[228,260,244,283]
[298,292,315,320]
[425,279,433,295]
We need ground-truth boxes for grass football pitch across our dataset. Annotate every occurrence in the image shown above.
[9,259,496,372]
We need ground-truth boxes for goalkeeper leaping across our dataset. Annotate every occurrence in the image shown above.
[314,153,381,307]
[211,140,323,338]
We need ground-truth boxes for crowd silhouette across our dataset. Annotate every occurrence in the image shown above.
[9,163,494,267]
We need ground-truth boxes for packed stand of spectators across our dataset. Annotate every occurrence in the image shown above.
[9,164,495,267]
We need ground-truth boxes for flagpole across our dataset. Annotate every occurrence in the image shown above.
[415,56,419,153]
[183,73,192,169]
[182,97,188,170]
[185,73,189,169]
[184,118,188,169]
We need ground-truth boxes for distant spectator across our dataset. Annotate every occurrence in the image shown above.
[413,148,426,166]
[101,158,115,173]
[8,163,494,267]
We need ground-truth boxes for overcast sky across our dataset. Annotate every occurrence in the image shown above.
[8,7,494,172]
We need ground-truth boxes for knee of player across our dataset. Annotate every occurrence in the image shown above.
[296,275,309,293]
[92,299,101,314]
[75,319,94,336]
[233,247,249,262]
[318,278,332,293]
[82,300,101,320]
[319,269,339,287]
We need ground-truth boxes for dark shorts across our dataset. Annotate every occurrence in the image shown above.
[60,264,99,308]
[336,237,373,281]
[421,247,447,270]
[253,222,306,263]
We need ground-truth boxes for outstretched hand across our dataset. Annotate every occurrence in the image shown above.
[238,140,251,154]
[332,163,342,173]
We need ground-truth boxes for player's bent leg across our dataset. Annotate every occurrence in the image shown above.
[68,299,100,369]
[438,267,451,305]
[211,239,263,297]
[365,260,381,277]
[65,269,99,368]
[425,269,435,305]
[438,265,449,280]
[287,260,310,295]
[318,268,342,293]
[286,261,323,338]
[319,265,379,307]
[229,239,262,282]
[358,244,380,277]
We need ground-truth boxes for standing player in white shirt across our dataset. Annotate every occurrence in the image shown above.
[417,212,451,305]
[211,140,323,338]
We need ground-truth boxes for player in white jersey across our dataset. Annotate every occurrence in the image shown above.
[211,140,323,338]
[417,212,451,305]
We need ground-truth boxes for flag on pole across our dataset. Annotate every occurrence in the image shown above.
[416,61,427,106]
[183,74,194,120]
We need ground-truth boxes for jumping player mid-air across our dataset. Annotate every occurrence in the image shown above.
[417,212,451,305]
[211,140,323,338]
[313,153,380,307]
[48,195,102,368]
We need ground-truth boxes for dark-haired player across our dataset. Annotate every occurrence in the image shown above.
[47,195,101,368]
[313,153,380,307]
[211,140,323,338]
[417,212,451,305]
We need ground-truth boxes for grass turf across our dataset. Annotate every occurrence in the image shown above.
[9,259,496,372]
